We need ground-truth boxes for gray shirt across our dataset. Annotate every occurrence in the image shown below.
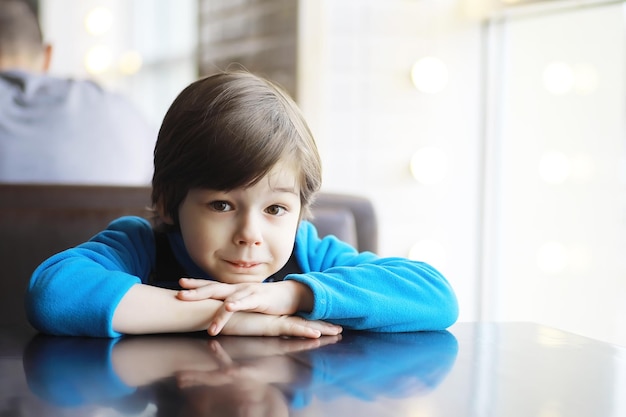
[0,70,156,185]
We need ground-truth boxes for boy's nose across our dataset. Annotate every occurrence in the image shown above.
[234,213,263,246]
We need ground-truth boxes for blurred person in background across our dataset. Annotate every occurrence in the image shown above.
[0,0,156,185]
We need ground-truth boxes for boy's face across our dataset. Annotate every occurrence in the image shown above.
[174,162,302,284]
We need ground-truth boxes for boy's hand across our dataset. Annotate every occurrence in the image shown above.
[219,312,342,339]
[176,278,320,336]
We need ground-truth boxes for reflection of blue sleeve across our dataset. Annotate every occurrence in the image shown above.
[288,331,458,408]
[23,335,137,407]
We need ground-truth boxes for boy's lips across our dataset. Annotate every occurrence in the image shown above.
[226,260,262,268]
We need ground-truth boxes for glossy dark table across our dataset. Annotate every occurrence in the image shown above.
[1,322,624,417]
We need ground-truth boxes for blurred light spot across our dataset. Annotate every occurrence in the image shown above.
[539,151,570,184]
[84,45,113,74]
[411,57,448,94]
[118,50,143,75]
[543,62,574,95]
[409,240,446,269]
[85,7,113,36]
[537,327,567,347]
[407,404,436,417]
[537,242,568,274]
[410,147,448,185]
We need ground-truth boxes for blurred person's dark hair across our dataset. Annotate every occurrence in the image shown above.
[0,0,50,71]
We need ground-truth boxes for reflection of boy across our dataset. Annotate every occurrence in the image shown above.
[27,71,458,338]
[23,334,335,415]
[23,332,458,414]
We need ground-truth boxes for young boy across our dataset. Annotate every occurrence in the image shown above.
[26,71,458,338]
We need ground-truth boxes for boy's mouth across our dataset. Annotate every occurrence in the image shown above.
[226,260,260,268]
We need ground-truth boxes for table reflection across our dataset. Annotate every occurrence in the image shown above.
[22,331,458,416]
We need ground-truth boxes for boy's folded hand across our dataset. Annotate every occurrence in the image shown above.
[176,278,321,336]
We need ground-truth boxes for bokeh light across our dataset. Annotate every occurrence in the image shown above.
[410,147,448,185]
[411,57,449,94]
[118,50,143,75]
[85,7,114,36]
[84,45,113,74]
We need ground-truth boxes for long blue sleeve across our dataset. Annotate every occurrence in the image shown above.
[26,217,156,337]
[287,221,458,331]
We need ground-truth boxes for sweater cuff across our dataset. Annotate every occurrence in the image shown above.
[284,274,329,320]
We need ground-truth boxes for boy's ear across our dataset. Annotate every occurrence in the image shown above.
[156,200,175,225]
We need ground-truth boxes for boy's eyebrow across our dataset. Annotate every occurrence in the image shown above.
[271,185,299,195]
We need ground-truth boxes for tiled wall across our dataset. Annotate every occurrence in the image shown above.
[297,0,484,323]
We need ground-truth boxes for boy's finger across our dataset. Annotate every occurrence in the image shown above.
[178,277,211,289]
[207,340,234,366]
[284,324,322,339]
[223,291,261,312]
[177,282,235,301]
[208,308,234,336]
[309,320,343,336]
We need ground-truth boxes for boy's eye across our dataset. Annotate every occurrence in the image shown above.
[208,201,232,212]
[266,205,286,216]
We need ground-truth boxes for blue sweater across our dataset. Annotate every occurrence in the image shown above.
[26,216,458,337]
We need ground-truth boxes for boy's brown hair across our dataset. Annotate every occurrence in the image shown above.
[152,71,322,228]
